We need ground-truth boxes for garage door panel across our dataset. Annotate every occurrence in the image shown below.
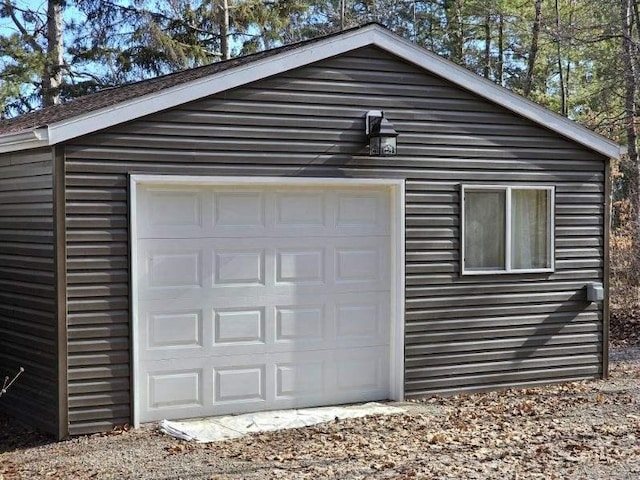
[147,309,204,349]
[138,187,209,239]
[141,308,210,361]
[275,361,325,399]
[214,191,266,229]
[335,348,389,393]
[274,191,325,227]
[138,187,390,239]
[214,364,267,404]
[148,369,203,410]
[214,249,266,286]
[139,292,388,358]
[139,345,391,422]
[214,307,266,345]
[139,357,215,422]
[135,182,394,423]
[138,292,389,362]
[137,241,210,300]
[335,295,390,345]
[274,304,325,342]
[334,246,386,285]
[271,347,390,406]
[137,236,388,300]
[144,249,204,288]
[275,248,325,284]
[335,191,390,234]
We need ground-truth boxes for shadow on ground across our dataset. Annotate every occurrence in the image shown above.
[0,412,53,454]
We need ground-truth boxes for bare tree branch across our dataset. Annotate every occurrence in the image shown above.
[2,0,43,53]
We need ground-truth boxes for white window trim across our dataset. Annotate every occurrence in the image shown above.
[461,184,555,275]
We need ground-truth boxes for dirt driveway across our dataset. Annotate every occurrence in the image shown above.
[1,350,639,479]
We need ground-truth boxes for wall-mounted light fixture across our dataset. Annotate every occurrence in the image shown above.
[366,110,398,156]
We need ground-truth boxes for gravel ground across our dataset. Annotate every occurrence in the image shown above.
[1,348,639,480]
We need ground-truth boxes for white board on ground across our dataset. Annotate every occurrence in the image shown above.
[159,402,406,443]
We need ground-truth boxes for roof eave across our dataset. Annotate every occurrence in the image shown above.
[0,127,50,153]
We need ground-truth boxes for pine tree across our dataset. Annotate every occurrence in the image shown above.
[0,0,311,116]
[0,0,64,114]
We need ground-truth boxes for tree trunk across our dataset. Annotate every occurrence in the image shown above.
[447,0,464,63]
[221,0,230,60]
[497,13,504,85]
[622,0,637,158]
[483,13,491,79]
[340,0,346,31]
[554,0,567,116]
[523,0,542,96]
[622,0,639,208]
[42,0,63,107]
[564,1,574,116]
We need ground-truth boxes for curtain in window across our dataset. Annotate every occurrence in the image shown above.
[464,191,505,270]
[511,189,548,269]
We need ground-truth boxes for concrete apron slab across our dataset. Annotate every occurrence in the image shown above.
[159,402,406,443]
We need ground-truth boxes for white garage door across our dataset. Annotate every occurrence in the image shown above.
[134,181,394,423]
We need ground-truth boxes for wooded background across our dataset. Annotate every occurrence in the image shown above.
[1,0,639,311]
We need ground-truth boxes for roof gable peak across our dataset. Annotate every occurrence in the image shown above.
[0,23,621,158]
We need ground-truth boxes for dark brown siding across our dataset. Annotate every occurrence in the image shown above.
[0,147,57,434]
[64,47,607,434]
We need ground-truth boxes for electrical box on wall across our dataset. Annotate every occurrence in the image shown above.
[586,283,604,302]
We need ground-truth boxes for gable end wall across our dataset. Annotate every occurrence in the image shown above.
[63,47,607,434]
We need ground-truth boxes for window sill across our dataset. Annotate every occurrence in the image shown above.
[461,268,554,276]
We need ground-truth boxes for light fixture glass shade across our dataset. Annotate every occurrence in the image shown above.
[368,115,398,156]
[370,136,396,156]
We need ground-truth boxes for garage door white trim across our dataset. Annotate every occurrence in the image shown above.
[129,175,405,427]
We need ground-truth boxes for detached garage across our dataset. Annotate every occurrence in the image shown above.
[0,23,621,439]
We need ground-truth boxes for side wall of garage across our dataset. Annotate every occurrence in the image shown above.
[0,147,58,434]
[64,46,607,435]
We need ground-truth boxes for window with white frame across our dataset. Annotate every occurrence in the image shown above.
[461,185,554,274]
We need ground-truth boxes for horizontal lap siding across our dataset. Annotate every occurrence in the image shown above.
[403,177,604,395]
[65,173,131,435]
[64,47,606,433]
[0,148,57,434]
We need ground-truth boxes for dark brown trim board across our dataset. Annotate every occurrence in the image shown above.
[127,173,135,430]
[53,145,69,439]
[602,158,612,379]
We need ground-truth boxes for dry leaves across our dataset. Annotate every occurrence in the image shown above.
[200,358,640,479]
[610,309,640,347]
[1,355,639,479]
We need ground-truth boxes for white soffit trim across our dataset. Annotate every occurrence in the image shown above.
[5,24,620,158]
[0,128,49,153]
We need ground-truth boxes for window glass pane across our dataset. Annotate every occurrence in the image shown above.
[511,189,549,269]
[464,191,505,270]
